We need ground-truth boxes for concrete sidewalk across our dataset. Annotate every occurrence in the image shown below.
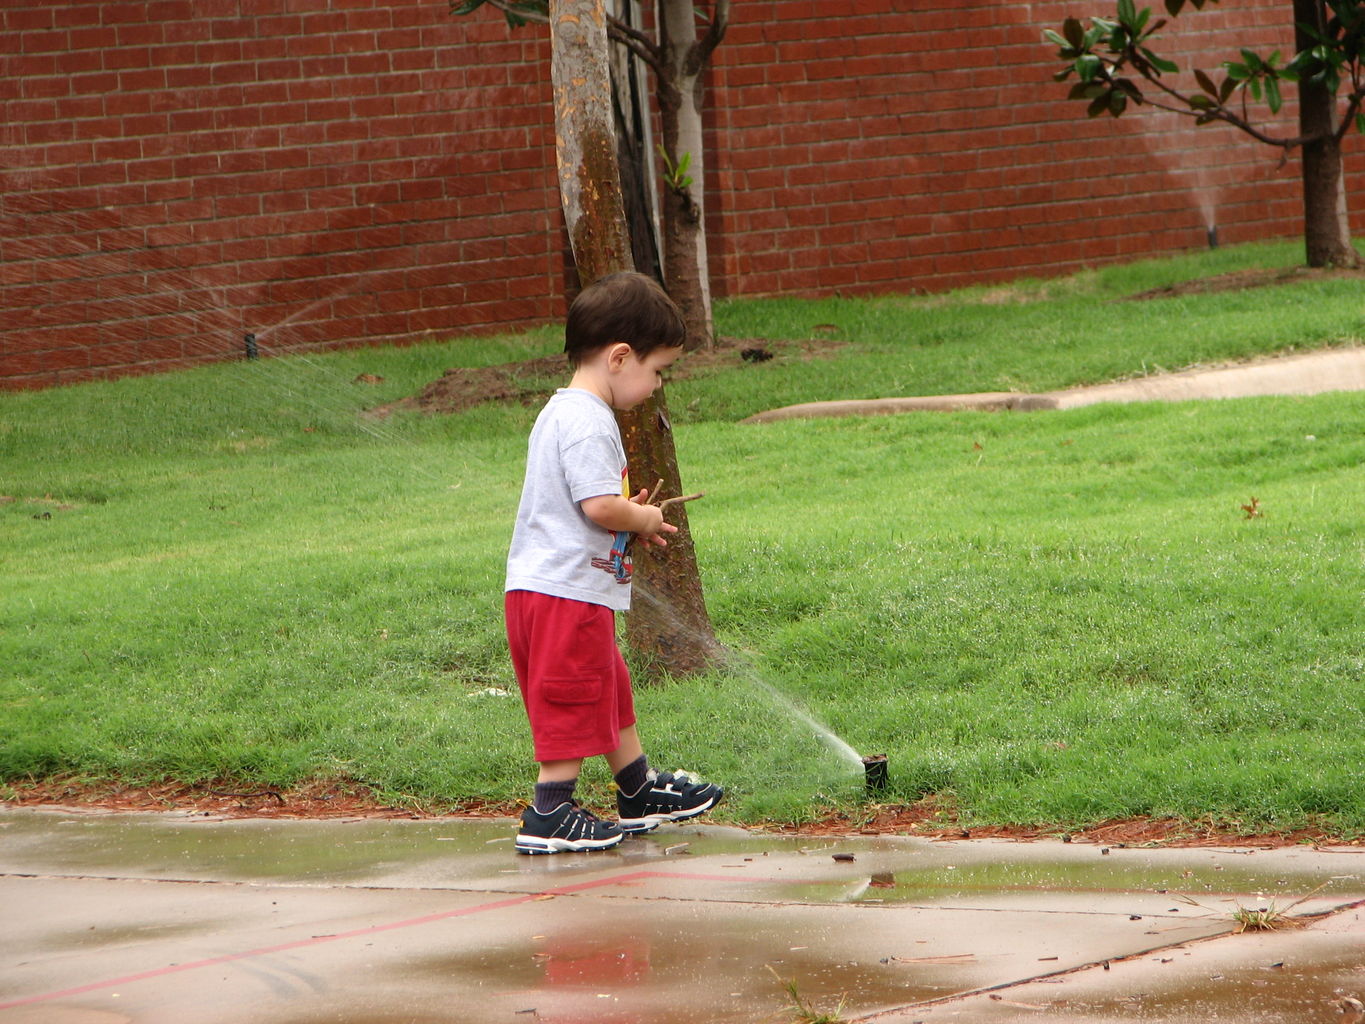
[1,808,1361,1023]
[743,346,1365,422]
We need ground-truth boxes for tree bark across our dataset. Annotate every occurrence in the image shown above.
[617,392,720,676]
[550,0,633,282]
[550,0,720,677]
[657,0,719,351]
[1294,0,1361,267]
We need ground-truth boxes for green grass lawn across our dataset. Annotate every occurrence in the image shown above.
[3,240,1363,834]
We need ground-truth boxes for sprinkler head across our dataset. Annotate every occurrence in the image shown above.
[1206,225,1219,250]
[862,754,888,794]
[244,332,259,360]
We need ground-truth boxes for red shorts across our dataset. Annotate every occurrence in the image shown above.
[505,589,636,762]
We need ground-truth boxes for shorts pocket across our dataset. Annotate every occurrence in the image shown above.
[540,675,604,706]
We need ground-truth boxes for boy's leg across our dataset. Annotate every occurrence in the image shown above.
[506,591,624,855]
[606,726,650,804]
[533,758,582,814]
[604,726,645,775]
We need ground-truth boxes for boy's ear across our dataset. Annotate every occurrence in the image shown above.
[605,342,633,369]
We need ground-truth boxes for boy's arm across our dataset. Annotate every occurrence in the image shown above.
[581,489,678,547]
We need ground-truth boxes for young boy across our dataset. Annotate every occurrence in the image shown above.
[505,271,723,855]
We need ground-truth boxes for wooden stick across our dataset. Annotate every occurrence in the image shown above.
[657,492,705,509]
[646,478,665,505]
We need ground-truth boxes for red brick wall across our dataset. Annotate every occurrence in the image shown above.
[2,0,1359,388]
[704,0,1356,297]
[1,0,560,387]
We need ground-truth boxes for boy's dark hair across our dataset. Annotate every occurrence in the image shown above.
[564,271,686,367]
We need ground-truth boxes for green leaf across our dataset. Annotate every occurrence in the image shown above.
[1265,76,1282,113]
[1164,0,1184,15]
[1224,61,1250,81]
[1113,76,1143,100]
[1044,29,1071,48]
[1108,90,1129,116]
[1141,48,1179,73]
[1356,111,1365,135]
[1063,16,1086,49]
[1076,54,1103,83]
[1118,0,1138,28]
[1240,48,1264,71]
[450,0,486,14]
[1188,94,1215,110]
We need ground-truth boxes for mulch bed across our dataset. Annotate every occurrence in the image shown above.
[366,336,840,418]
[1124,264,1365,301]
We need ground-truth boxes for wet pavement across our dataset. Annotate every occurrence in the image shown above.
[0,808,1361,1023]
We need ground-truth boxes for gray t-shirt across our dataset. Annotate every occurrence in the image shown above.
[505,388,634,611]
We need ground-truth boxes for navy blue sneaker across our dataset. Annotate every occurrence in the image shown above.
[515,802,624,855]
[616,770,723,833]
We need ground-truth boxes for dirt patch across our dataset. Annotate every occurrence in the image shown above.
[4,777,1358,848]
[1126,264,1365,301]
[759,801,1362,850]
[368,336,839,418]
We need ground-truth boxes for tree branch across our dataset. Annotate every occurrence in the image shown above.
[483,0,549,25]
[1334,88,1365,143]
[692,0,730,69]
[1111,49,1328,149]
[476,0,665,78]
[606,13,665,77]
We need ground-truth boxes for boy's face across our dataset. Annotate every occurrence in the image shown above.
[609,344,683,410]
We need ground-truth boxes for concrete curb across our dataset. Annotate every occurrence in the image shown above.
[741,346,1365,424]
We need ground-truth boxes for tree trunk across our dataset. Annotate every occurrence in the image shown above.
[657,0,716,351]
[550,0,633,282]
[1294,0,1360,267]
[550,0,720,678]
[609,1,664,281]
[617,392,721,676]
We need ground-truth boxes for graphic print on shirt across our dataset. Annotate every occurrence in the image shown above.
[589,467,633,584]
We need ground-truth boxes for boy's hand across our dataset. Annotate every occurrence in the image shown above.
[581,490,679,547]
[630,488,678,547]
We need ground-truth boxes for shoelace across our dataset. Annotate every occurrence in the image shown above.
[567,801,603,821]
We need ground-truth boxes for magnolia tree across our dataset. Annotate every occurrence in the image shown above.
[1047,0,1365,266]
[456,0,730,349]
[544,0,721,677]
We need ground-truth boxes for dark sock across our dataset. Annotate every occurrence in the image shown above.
[613,755,650,798]
[533,778,577,814]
